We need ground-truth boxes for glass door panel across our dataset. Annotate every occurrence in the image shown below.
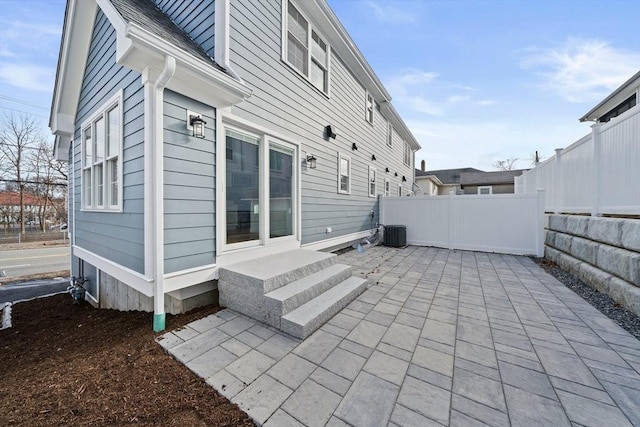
[269,143,294,239]
[226,129,260,244]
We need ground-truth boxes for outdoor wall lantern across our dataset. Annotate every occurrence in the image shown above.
[394,172,398,177]
[352,143,358,151]
[402,176,407,182]
[371,154,377,161]
[189,115,207,138]
[325,125,337,139]
[385,167,390,173]
[306,155,317,169]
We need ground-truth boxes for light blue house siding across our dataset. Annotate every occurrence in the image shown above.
[228,0,413,245]
[154,0,215,59]
[73,9,145,274]
[163,90,216,274]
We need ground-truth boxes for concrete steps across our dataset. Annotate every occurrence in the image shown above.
[219,249,368,339]
[281,276,368,338]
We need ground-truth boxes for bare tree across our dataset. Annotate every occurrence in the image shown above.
[0,113,47,233]
[29,140,67,231]
[492,157,519,171]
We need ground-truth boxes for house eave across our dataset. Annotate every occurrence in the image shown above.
[579,70,640,122]
[121,24,252,108]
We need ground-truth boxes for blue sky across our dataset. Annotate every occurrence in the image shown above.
[1,0,639,171]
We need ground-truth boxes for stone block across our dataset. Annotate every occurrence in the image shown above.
[621,220,640,252]
[586,217,623,246]
[544,246,560,264]
[554,233,573,253]
[556,252,583,277]
[596,245,632,284]
[548,214,568,233]
[629,253,640,286]
[608,276,640,317]
[544,230,556,247]
[577,263,611,294]
[566,215,589,237]
[570,236,597,265]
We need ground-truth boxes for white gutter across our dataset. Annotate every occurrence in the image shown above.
[144,56,176,332]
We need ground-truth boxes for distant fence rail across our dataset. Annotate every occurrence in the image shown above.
[0,231,68,245]
[380,191,545,256]
[515,105,639,216]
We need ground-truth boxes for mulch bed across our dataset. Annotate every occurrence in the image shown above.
[0,294,253,426]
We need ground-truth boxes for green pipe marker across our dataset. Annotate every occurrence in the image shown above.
[153,313,166,332]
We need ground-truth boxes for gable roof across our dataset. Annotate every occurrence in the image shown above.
[579,70,640,122]
[109,0,224,72]
[460,169,527,186]
[417,168,484,185]
[50,0,251,160]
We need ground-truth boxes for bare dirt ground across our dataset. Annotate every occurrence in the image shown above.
[0,294,253,426]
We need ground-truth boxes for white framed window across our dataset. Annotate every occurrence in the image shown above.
[366,93,374,124]
[338,153,351,194]
[403,141,411,166]
[398,184,402,197]
[384,178,390,197]
[368,166,377,197]
[387,122,393,147]
[81,91,122,211]
[284,1,329,94]
[478,186,492,195]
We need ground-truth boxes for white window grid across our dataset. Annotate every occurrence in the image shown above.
[368,166,377,197]
[338,153,351,194]
[81,91,123,211]
[285,1,329,95]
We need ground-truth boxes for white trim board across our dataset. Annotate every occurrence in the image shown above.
[302,229,374,252]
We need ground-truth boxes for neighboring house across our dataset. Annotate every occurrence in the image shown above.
[415,167,483,195]
[0,191,62,230]
[580,71,639,123]
[415,166,526,195]
[459,169,527,195]
[49,0,420,331]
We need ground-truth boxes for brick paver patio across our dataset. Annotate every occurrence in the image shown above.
[158,246,640,426]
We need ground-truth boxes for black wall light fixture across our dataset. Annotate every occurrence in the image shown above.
[189,115,206,138]
[402,176,407,182]
[394,172,398,177]
[306,155,317,169]
[385,167,389,173]
[371,154,376,161]
[325,125,337,139]
[352,143,358,151]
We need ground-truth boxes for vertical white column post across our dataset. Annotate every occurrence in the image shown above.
[536,189,546,257]
[591,123,603,217]
[448,191,454,250]
[554,148,563,214]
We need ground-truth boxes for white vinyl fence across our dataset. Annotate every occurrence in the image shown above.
[379,191,545,256]
[515,105,640,216]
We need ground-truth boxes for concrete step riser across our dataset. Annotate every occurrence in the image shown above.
[264,265,353,317]
[219,256,337,294]
[280,278,369,339]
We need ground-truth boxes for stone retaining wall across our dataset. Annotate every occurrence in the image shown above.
[544,214,640,316]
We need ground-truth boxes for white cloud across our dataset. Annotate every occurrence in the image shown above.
[520,37,640,103]
[477,100,497,106]
[363,1,418,24]
[0,63,55,92]
[386,69,443,116]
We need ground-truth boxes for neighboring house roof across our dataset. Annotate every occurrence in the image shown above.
[0,192,49,206]
[415,174,443,186]
[460,169,527,186]
[579,70,640,122]
[416,168,483,185]
[109,0,225,73]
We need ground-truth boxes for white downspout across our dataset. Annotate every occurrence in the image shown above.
[149,56,176,332]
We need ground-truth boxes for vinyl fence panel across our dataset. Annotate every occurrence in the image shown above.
[516,105,639,216]
[380,191,545,256]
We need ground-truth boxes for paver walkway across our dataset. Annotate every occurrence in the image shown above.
[157,246,640,426]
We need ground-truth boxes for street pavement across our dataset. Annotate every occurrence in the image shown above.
[158,246,640,426]
[0,278,70,304]
[0,246,70,278]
